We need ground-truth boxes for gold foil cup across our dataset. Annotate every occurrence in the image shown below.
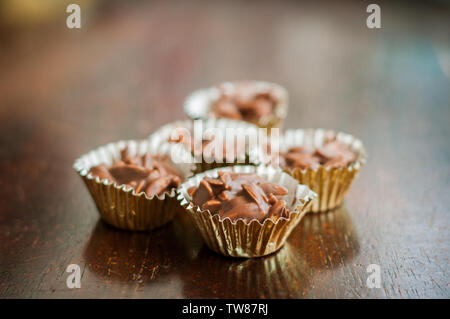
[73,139,193,231]
[279,129,367,213]
[183,81,288,130]
[177,165,317,258]
[148,118,264,174]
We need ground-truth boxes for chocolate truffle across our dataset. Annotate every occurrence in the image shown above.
[89,146,183,197]
[211,83,279,122]
[188,172,290,222]
[281,141,356,170]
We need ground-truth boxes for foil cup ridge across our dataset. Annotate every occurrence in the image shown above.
[177,165,317,258]
[74,139,193,231]
[279,128,367,213]
[183,81,289,130]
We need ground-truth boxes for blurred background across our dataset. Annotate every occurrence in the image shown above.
[1,0,449,144]
[0,0,449,298]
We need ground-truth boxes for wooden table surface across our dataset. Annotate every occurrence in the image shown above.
[0,0,449,298]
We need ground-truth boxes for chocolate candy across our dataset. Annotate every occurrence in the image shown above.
[211,83,278,122]
[89,146,183,197]
[281,141,356,169]
[188,172,290,222]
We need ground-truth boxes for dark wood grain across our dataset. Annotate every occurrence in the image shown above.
[0,0,449,298]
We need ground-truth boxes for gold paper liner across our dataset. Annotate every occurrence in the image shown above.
[279,129,367,213]
[74,139,192,231]
[148,118,264,174]
[177,165,317,258]
[183,81,288,130]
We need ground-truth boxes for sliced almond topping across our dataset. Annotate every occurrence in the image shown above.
[120,145,129,160]
[242,183,268,207]
[144,176,172,197]
[187,186,196,197]
[201,199,222,212]
[217,191,229,201]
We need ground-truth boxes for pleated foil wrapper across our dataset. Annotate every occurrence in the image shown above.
[148,118,265,174]
[279,129,367,213]
[73,139,193,231]
[183,81,288,130]
[177,165,317,258]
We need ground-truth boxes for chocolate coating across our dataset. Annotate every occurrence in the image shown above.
[281,141,356,170]
[211,83,279,122]
[89,146,183,197]
[188,172,290,222]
